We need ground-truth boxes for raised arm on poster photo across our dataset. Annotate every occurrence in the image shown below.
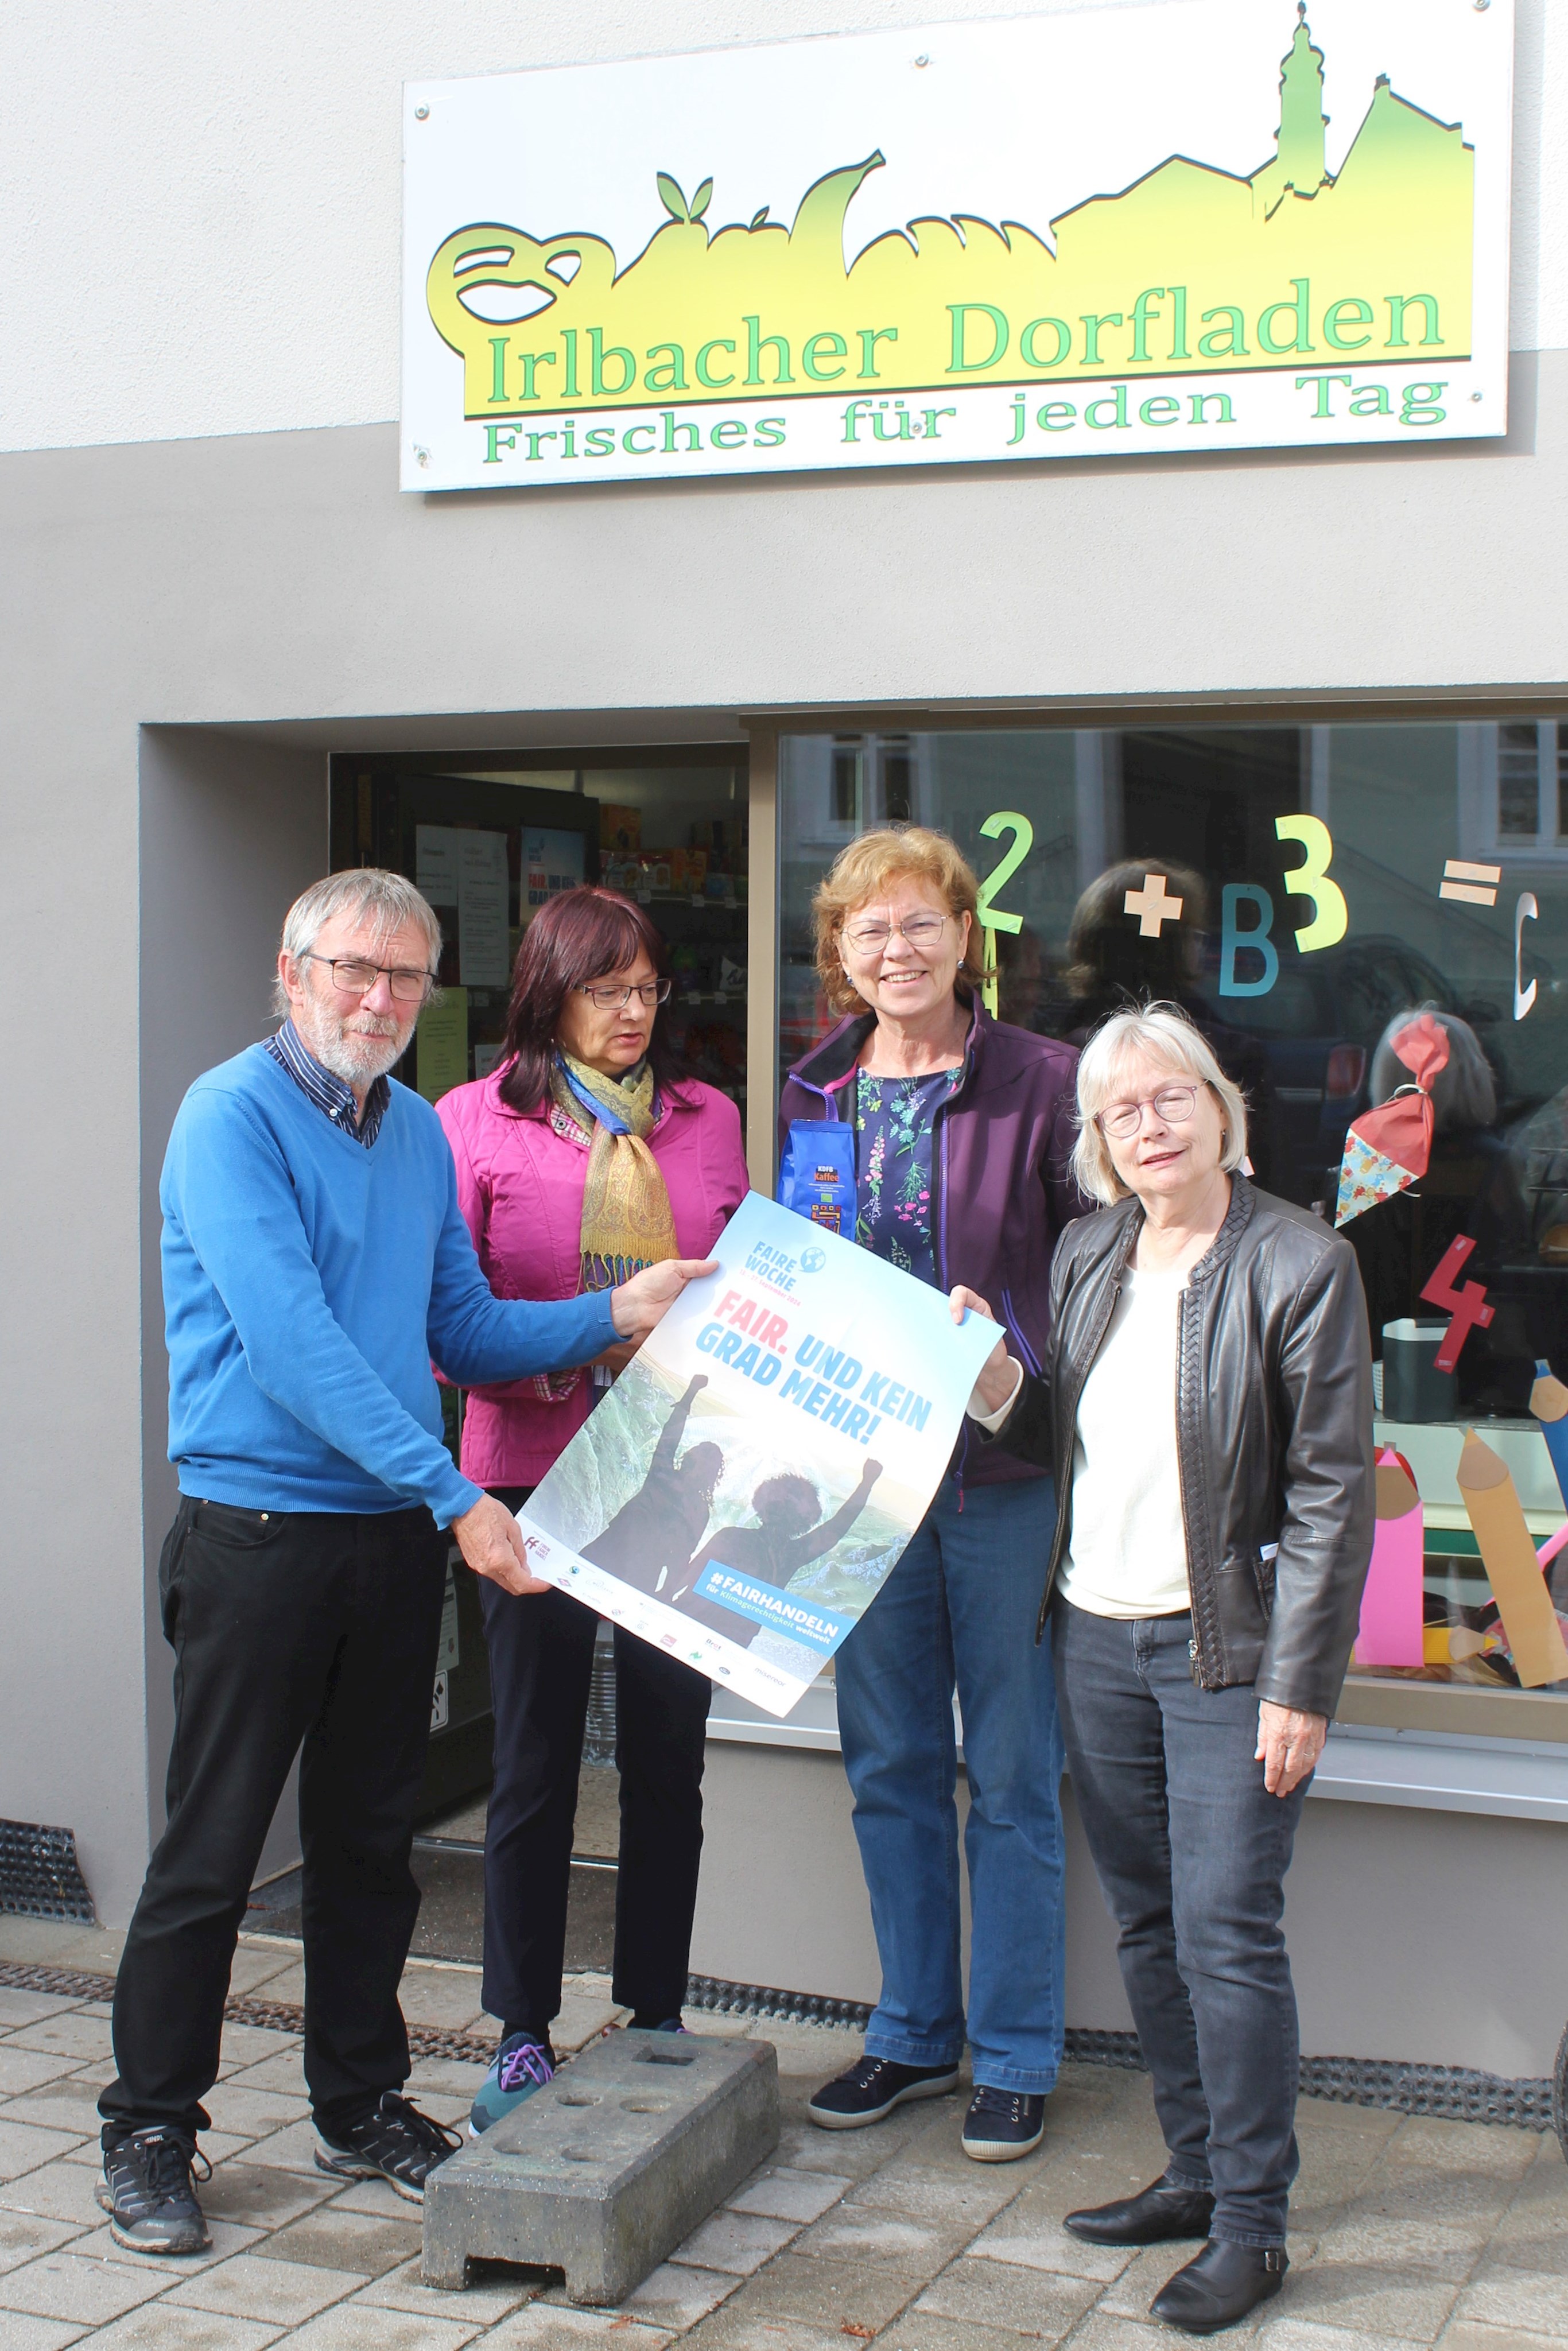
[511,1190,999,1714]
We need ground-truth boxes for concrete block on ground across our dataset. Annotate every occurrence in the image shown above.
[422,2029,779,2305]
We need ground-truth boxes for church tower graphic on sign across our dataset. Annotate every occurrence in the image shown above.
[428,1,1476,418]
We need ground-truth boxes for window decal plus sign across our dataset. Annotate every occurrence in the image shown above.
[1123,872,1185,937]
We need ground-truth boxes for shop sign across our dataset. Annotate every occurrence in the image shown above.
[401,0,1512,492]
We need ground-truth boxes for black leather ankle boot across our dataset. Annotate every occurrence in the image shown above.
[1063,2176,1215,2246]
[1150,2240,1288,2334]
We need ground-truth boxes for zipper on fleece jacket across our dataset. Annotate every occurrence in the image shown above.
[930,1088,971,1502]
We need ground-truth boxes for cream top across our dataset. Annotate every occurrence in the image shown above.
[1057,1262,1192,1619]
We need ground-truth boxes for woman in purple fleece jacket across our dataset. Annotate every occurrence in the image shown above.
[780,827,1082,2163]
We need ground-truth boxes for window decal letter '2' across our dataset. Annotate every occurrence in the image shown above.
[1275,814,1348,952]
[977,811,1033,1017]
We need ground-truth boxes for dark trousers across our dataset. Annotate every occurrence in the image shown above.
[481,1485,710,2037]
[100,1497,447,2141]
[1053,1598,1308,2248]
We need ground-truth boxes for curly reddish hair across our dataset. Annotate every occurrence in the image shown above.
[498,886,681,1114]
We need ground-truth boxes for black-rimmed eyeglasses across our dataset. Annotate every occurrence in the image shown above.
[302,954,434,1005]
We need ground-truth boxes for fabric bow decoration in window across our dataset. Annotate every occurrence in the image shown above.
[1333,1012,1451,1228]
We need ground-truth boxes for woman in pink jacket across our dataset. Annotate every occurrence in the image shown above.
[437,887,748,2134]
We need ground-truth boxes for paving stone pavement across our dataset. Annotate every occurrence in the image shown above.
[0,1920,1562,2348]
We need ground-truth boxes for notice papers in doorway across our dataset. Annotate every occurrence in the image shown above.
[513,1193,999,1717]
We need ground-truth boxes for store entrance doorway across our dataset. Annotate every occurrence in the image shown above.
[323,743,749,1962]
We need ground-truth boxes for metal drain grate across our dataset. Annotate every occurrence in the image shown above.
[0,1823,94,1924]
[1,1955,1551,2132]
[686,1973,873,2032]
[685,1976,1555,2132]
[1299,2053,1554,2132]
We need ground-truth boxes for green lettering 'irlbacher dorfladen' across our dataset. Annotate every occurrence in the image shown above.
[428,12,1472,423]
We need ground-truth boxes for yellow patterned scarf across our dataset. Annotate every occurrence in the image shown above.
[549,1053,678,1290]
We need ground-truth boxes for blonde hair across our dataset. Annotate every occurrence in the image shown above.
[812,826,989,1015]
[1072,1003,1249,1206]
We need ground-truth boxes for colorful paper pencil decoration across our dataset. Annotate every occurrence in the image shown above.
[1456,1427,1568,1689]
[1355,1448,1425,1668]
[1531,1359,1568,1518]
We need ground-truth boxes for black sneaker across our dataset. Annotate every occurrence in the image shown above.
[808,2055,960,2130]
[98,2127,212,2255]
[315,2090,462,2202]
[961,2086,1046,2162]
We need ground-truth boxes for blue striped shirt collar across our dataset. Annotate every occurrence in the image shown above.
[265,1020,390,1146]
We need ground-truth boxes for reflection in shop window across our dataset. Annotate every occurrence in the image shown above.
[1478,720,1568,856]
[778,722,1568,1713]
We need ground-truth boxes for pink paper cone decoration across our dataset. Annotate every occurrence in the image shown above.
[1334,1011,1451,1229]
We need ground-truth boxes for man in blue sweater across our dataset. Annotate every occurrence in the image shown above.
[99,870,714,2257]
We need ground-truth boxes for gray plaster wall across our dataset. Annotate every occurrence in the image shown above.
[2,0,1561,455]
[137,730,328,1877]
[692,1744,1568,2079]
[3,361,1568,1930]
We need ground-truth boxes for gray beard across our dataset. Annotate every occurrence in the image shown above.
[296,1003,407,1091]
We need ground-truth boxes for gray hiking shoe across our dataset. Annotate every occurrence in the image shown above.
[98,2127,212,2255]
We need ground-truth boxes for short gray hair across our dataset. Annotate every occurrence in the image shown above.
[273,869,443,1018]
[1072,1002,1249,1206]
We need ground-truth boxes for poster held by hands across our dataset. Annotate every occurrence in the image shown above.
[513,1193,1002,1718]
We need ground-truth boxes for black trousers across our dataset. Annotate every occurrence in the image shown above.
[100,1497,448,2141]
[481,1486,710,2037]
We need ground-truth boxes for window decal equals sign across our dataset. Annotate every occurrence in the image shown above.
[1439,860,1501,907]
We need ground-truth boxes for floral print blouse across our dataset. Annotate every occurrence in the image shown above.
[853,1065,965,1286]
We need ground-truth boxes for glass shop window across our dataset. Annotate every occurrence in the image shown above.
[329,750,748,1119]
[328,747,748,1821]
[778,721,1568,1720]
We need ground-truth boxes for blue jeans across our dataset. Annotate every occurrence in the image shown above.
[1052,1599,1307,2248]
[833,1472,1065,2094]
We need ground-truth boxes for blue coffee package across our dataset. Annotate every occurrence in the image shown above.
[778,1120,857,1235]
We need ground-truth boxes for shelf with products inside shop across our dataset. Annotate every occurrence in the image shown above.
[598,817,747,908]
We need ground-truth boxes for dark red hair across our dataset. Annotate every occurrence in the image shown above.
[498,886,680,1114]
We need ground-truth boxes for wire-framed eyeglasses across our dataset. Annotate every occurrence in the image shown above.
[1096,1085,1201,1140]
[576,979,673,1010]
[843,912,950,955]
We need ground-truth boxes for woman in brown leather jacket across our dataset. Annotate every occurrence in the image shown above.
[964,1002,1373,2336]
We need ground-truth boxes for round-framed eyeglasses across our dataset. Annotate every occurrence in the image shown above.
[576,979,673,1010]
[1096,1085,1202,1140]
[843,912,950,955]
[303,953,434,1006]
